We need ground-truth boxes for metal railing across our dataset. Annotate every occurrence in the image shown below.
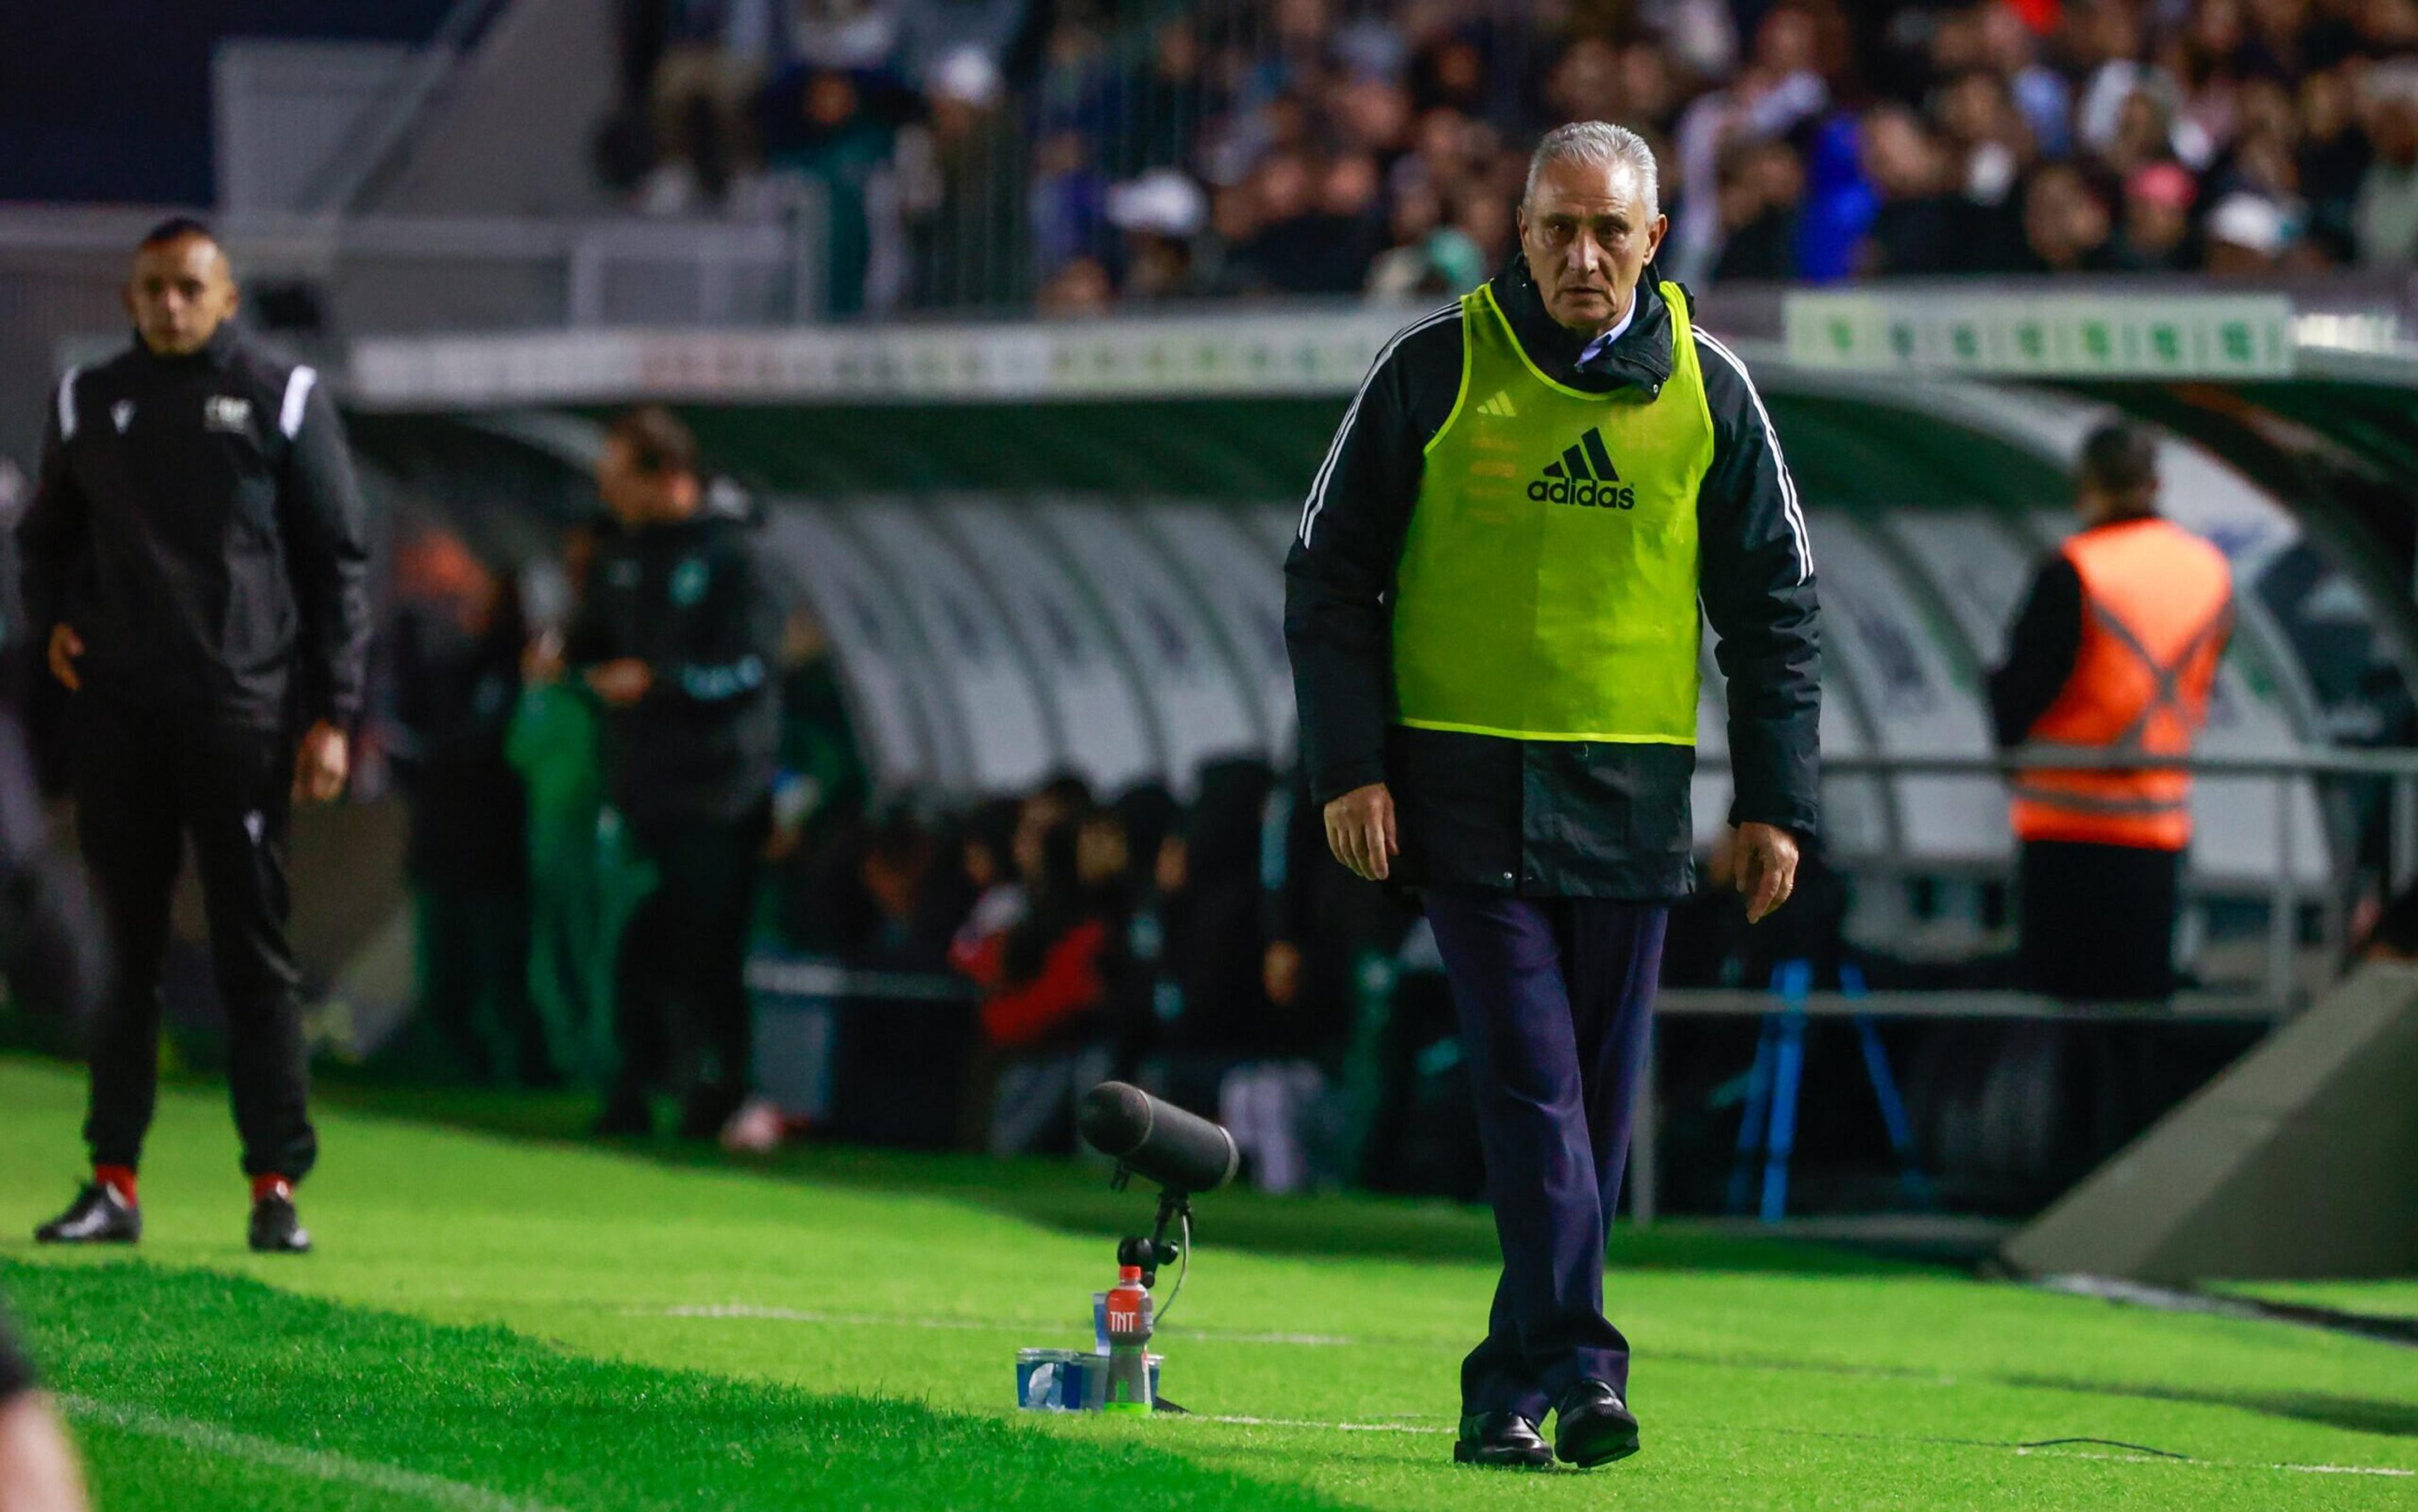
[714,742,2415,1217]
[1776,743,2418,1008]
[1625,741,2418,1225]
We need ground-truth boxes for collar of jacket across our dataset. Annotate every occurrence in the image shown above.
[635,507,734,545]
[125,322,242,373]
[1489,255,1676,398]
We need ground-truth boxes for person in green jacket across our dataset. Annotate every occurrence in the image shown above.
[509,526,657,1086]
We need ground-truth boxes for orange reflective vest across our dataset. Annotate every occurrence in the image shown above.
[2009,517,2233,852]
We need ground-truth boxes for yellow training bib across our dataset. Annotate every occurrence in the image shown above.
[1390,280,1714,744]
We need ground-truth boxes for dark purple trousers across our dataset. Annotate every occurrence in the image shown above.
[1421,885,1667,1422]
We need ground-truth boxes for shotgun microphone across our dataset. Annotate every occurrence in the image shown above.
[1078,1082,1240,1194]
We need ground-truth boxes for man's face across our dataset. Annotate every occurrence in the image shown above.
[1861,111,1937,199]
[2125,194,2188,253]
[594,437,663,529]
[1012,797,1058,881]
[124,235,239,356]
[1516,155,1667,335]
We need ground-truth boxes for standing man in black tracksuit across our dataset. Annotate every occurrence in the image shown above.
[1287,124,1820,1470]
[571,407,783,1140]
[21,219,370,1256]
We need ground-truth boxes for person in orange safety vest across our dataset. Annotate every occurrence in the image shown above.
[1988,421,2232,1000]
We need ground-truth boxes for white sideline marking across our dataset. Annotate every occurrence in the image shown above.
[654,1303,1353,1346]
[2033,1273,2275,1324]
[1194,1414,2418,1478]
[64,1397,569,1512]
[1202,1414,1450,1435]
[2014,1446,2414,1478]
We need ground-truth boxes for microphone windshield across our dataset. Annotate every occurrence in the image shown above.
[1078,1082,1240,1193]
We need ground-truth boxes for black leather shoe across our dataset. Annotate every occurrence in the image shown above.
[248,1192,312,1254]
[35,1183,140,1244]
[1452,1411,1555,1469]
[1553,1380,1641,1467]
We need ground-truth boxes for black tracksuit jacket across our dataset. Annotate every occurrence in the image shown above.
[569,506,786,828]
[17,327,371,729]
[1285,258,1821,899]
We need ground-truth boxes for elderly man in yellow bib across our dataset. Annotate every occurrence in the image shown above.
[1285,122,1822,1470]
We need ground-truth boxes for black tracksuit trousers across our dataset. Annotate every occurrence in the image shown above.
[71,696,315,1181]
[1421,886,1667,1422]
[2018,839,2182,1000]
[611,805,768,1109]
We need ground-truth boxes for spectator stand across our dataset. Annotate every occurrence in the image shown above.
[587,1,2418,314]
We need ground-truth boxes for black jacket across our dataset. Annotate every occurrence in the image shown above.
[1285,258,1820,899]
[18,327,372,729]
[1989,547,2087,747]
[570,508,785,827]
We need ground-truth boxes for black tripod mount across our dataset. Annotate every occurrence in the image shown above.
[1108,1168,1191,1287]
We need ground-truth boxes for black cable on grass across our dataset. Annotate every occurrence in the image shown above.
[2018,1438,2191,1460]
[1701,1423,2197,1462]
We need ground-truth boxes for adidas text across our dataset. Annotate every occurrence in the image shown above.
[1528,476,1635,508]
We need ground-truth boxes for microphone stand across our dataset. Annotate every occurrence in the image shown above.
[1106,1166,1191,1413]
[1108,1168,1191,1285]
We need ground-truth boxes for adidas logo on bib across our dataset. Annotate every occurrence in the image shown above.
[1528,426,1634,509]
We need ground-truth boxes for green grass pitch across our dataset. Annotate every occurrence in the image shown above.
[2,1055,2413,1509]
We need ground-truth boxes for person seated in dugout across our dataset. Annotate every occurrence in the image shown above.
[950,783,1123,1155]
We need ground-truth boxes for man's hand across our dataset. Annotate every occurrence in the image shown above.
[1264,940,1303,1007]
[293,720,349,804]
[586,658,653,707]
[523,629,565,685]
[1733,821,1800,923]
[1323,782,1397,882]
[45,625,82,691]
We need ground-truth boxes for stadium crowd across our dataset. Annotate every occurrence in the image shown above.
[599,0,2418,311]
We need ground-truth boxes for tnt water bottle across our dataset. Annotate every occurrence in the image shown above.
[1101,1265,1154,1414]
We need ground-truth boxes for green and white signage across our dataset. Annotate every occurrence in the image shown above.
[1785,292,2295,378]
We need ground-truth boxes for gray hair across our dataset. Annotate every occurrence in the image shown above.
[1523,122,1660,216]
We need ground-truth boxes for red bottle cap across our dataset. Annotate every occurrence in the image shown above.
[1119,1265,1142,1282]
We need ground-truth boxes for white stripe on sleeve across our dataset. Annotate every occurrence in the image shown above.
[1298,303,1459,547]
[55,367,81,441]
[1694,330,1812,585]
[280,366,318,440]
